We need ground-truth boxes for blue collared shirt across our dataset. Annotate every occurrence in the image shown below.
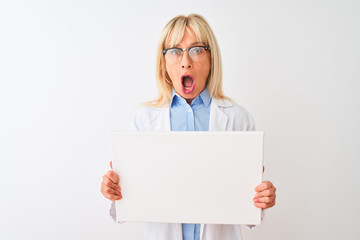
[170,88,211,132]
[170,87,212,240]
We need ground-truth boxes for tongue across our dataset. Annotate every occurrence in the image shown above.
[183,77,193,87]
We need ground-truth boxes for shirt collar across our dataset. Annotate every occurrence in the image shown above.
[171,87,211,108]
[199,87,211,107]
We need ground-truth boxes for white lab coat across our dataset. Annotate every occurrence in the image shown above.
[110,98,263,240]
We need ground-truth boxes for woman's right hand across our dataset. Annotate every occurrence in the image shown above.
[101,161,122,202]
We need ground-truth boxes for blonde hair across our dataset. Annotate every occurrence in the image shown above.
[146,14,229,107]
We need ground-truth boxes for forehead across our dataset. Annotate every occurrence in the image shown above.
[165,27,203,48]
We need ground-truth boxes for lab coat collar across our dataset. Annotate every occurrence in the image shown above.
[209,98,232,131]
[212,98,232,107]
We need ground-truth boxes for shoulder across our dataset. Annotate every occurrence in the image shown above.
[134,104,168,120]
[213,98,253,118]
[133,104,169,131]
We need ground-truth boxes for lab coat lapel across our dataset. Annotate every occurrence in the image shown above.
[200,224,205,240]
[162,107,171,130]
[209,98,230,131]
[174,223,182,240]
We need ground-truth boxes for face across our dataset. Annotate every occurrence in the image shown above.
[165,29,211,103]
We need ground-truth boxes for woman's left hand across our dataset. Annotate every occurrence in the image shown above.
[253,181,276,209]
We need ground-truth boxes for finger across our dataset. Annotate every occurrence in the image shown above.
[254,200,275,210]
[106,170,120,184]
[254,195,276,203]
[103,191,122,202]
[101,182,122,201]
[101,181,122,196]
[101,178,121,194]
[110,161,113,169]
[104,184,122,196]
[254,181,274,192]
[102,175,121,192]
[254,188,276,198]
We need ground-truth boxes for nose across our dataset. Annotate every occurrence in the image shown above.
[181,50,192,69]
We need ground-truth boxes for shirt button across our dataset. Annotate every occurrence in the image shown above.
[188,110,192,113]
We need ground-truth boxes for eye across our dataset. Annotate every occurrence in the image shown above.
[190,47,203,55]
[168,49,181,55]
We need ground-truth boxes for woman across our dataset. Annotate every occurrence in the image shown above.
[101,14,276,240]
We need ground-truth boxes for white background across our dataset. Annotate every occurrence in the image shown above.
[0,0,359,239]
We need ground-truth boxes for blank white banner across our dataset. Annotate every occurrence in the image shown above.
[111,131,264,225]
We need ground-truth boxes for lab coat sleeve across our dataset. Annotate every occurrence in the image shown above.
[109,201,117,221]
[247,109,256,132]
[109,201,124,224]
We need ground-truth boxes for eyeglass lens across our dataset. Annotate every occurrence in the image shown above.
[165,47,207,64]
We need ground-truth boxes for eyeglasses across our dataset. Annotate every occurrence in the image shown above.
[162,46,210,64]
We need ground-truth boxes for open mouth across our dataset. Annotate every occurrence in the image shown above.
[181,75,194,94]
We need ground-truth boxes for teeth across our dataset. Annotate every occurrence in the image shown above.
[185,87,191,90]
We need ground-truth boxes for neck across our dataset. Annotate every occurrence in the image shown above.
[185,98,194,105]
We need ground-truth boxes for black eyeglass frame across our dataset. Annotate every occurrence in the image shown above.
[162,46,211,55]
